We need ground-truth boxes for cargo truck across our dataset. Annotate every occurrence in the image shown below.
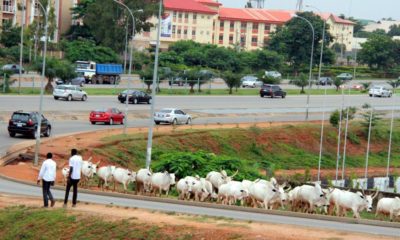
[75,61,123,84]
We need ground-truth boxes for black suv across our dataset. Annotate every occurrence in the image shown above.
[118,90,152,104]
[8,111,51,138]
[260,84,286,98]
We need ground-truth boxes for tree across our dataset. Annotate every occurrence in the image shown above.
[360,82,372,92]
[0,21,21,48]
[387,79,400,90]
[268,12,333,74]
[289,73,310,94]
[139,67,154,93]
[329,107,357,128]
[62,39,119,63]
[238,49,283,73]
[333,78,343,92]
[358,34,396,70]
[34,58,76,93]
[388,24,400,37]
[179,69,201,93]
[222,71,241,94]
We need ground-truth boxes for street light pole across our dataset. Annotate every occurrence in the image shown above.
[292,14,315,121]
[386,85,396,178]
[146,0,162,169]
[112,0,142,135]
[33,0,48,166]
[18,0,26,94]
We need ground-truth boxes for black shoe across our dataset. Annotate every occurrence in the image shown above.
[72,204,76,208]
[50,200,55,207]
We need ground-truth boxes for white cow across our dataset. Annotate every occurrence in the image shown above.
[97,165,116,190]
[200,178,218,200]
[375,197,400,221]
[335,190,378,219]
[112,168,136,192]
[80,157,99,187]
[136,168,152,194]
[249,181,280,209]
[61,167,70,186]
[177,176,206,201]
[176,178,191,200]
[296,183,329,214]
[150,171,176,196]
[206,170,238,192]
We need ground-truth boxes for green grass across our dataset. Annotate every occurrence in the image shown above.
[4,86,399,96]
[0,205,211,240]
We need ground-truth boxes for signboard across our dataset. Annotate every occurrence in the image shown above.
[161,13,172,37]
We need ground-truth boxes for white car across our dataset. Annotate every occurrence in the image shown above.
[241,76,263,88]
[265,71,282,79]
[154,108,191,125]
[369,86,392,98]
[53,84,88,101]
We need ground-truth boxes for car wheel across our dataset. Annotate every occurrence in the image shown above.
[110,118,114,125]
[44,127,51,137]
[186,118,191,125]
[155,121,160,125]
[120,118,124,125]
[389,93,392,98]
[147,99,151,104]
[67,95,72,101]
[369,94,372,97]
[80,83,84,87]
[260,94,264,98]
[54,96,59,100]
[270,94,274,98]
[9,132,15,137]
[172,119,178,125]
[120,100,125,104]
[81,95,87,101]
[282,94,286,99]
[91,121,96,125]
[133,98,138,104]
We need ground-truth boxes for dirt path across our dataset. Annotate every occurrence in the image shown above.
[0,193,396,240]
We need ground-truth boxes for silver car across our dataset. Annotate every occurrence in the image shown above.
[369,86,392,97]
[53,84,88,101]
[154,108,191,125]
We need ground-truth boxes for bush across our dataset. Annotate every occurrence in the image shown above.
[329,107,357,128]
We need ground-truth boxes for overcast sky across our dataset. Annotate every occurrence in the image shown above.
[218,0,399,21]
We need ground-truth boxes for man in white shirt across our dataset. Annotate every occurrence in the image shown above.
[37,152,57,208]
[63,148,82,207]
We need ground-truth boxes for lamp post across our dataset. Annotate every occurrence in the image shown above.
[146,0,163,169]
[386,85,396,178]
[33,0,48,166]
[18,0,26,94]
[113,0,143,134]
[305,5,326,182]
[292,14,315,121]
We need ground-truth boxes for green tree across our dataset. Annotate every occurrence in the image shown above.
[222,71,241,94]
[388,24,400,37]
[139,67,154,93]
[333,78,343,92]
[239,49,283,73]
[387,79,400,90]
[62,39,119,63]
[0,21,21,48]
[329,107,357,128]
[358,34,396,70]
[268,12,333,74]
[289,73,310,93]
[34,58,76,93]
[179,69,201,93]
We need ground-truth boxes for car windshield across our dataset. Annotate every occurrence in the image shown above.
[94,108,107,112]
[371,86,381,90]
[160,109,173,113]
[12,113,30,121]
[121,90,134,94]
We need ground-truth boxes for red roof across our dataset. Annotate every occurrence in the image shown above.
[219,8,293,23]
[195,0,222,6]
[164,0,217,14]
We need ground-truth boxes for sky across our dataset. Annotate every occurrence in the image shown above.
[218,0,399,21]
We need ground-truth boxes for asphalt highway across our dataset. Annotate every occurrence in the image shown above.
[0,177,399,237]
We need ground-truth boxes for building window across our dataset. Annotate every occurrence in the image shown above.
[251,36,258,46]
[252,23,258,33]
[177,28,182,34]
[264,37,269,45]
[240,35,246,45]
[220,21,224,28]
[184,29,188,35]
[229,35,234,44]
[193,13,197,24]
[230,21,234,29]
[264,24,271,32]
[206,31,210,35]
[173,11,177,20]
[241,22,247,30]
[219,34,223,44]
[172,25,176,34]
[178,12,182,23]
[201,15,204,19]
[3,0,14,12]
[184,13,189,23]
[207,16,211,19]
[192,29,196,35]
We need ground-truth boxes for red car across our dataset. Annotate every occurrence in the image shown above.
[89,108,124,125]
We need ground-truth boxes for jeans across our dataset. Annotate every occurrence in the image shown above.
[64,178,80,205]
[42,180,54,207]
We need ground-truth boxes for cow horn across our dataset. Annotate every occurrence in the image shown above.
[87,156,93,162]
[230,170,239,178]
[361,188,365,196]
[95,160,100,165]
[372,191,379,200]
[284,185,292,192]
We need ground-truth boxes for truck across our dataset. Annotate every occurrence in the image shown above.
[75,61,123,84]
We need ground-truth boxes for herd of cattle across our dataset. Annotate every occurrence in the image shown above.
[61,158,400,222]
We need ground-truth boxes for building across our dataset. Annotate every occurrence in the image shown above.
[136,0,355,51]
[1,0,73,42]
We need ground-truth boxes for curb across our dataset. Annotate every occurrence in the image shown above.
[0,173,399,229]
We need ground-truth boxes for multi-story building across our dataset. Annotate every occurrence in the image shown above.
[1,0,73,42]
[136,0,355,52]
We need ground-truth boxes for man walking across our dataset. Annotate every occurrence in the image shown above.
[37,152,56,208]
[63,149,82,207]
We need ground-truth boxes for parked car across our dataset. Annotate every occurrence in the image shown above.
[154,108,191,125]
[168,77,185,86]
[53,85,88,101]
[1,64,24,74]
[8,111,51,138]
[336,73,353,81]
[89,108,124,125]
[241,75,263,88]
[118,90,152,104]
[55,77,85,86]
[316,77,333,86]
[259,84,286,98]
[265,71,282,79]
[369,86,392,97]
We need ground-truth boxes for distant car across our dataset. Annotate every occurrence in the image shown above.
[89,108,124,125]
[8,111,51,138]
[317,77,333,86]
[168,77,185,86]
[154,108,191,125]
[241,75,263,88]
[117,90,152,104]
[369,86,392,97]
[265,71,282,79]
[54,77,85,86]
[53,85,88,101]
[259,84,286,98]
[1,64,24,74]
[336,73,353,81]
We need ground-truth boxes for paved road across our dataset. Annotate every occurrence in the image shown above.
[0,177,399,237]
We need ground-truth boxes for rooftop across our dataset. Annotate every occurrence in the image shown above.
[164,0,217,14]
